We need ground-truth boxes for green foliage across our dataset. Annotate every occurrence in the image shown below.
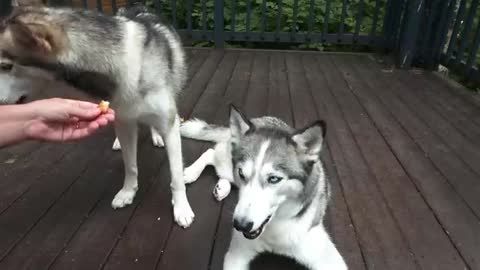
[145,0,386,35]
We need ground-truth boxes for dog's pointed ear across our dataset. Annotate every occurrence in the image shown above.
[8,21,63,54]
[13,0,45,7]
[292,120,326,162]
[229,104,252,143]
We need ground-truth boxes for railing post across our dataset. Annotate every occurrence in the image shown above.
[397,0,424,69]
[214,0,225,48]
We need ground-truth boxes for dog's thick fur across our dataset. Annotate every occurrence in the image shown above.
[181,106,348,269]
[0,1,195,227]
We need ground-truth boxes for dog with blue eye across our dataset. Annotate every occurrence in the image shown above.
[180,105,347,270]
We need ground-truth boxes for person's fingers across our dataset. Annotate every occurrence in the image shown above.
[64,99,99,109]
[67,106,101,120]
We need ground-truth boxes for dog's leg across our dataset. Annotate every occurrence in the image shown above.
[184,148,215,184]
[150,126,164,147]
[112,137,121,151]
[292,226,348,270]
[158,114,195,228]
[112,127,163,151]
[112,120,139,209]
[223,232,258,270]
[212,142,234,201]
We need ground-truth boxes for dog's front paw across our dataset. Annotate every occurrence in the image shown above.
[172,192,195,228]
[213,178,231,201]
[112,187,138,209]
[183,166,201,184]
[151,132,165,148]
[112,138,122,151]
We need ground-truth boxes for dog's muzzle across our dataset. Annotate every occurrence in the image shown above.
[233,215,272,240]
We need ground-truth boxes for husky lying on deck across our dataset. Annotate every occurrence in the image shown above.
[181,106,348,269]
[0,1,195,227]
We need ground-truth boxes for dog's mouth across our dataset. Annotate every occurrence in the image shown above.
[243,215,272,240]
[15,95,27,104]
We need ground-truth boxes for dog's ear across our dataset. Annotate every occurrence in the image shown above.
[292,120,326,162]
[13,0,46,7]
[229,104,252,144]
[8,21,64,55]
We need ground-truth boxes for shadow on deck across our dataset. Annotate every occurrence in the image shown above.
[1,49,480,270]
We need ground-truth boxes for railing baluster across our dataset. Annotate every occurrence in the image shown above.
[172,0,177,29]
[292,0,299,37]
[454,0,479,66]
[246,0,251,36]
[111,0,117,14]
[96,0,102,12]
[201,0,207,33]
[261,0,267,35]
[187,0,193,35]
[446,0,467,61]
[154,0,161,15]
[307,0,315,41]
[214,0,224,47]
[82,0,87,8]
[434,0,456,55]
[276,0,283,38]
[323,0,332,42]
[369,0,381,43]
[354,0,365,43]
[339,0,348,42]
[231,0,237,33]
[466,19,480,70]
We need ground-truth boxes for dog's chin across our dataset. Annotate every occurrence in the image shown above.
[242,215,272,240]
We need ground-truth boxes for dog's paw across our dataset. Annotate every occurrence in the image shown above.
[112,138,122,151]
[151,132,164,148]
[172,192,195,228]
[213,178,231,201]
[183,166,201,184]
[112,187,137,209]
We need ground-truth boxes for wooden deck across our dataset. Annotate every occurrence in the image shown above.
[1,49,480,270]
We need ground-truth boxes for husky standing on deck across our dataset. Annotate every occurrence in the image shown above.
[181,106,348,269]
[0,0,195,227]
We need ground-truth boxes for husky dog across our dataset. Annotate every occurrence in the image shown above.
[0,0,195,227]
[181,106,348,269]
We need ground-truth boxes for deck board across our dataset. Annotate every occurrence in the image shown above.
[0,49,479,270]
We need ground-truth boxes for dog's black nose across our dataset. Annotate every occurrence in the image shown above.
[233,218,253,233]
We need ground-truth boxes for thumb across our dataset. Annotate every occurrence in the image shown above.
[67,105,101,120]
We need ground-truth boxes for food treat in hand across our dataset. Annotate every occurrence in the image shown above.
[98,100,110,113]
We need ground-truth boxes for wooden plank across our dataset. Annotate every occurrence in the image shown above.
[264,53,366,270]
[356,58,480,217]
[371,70,480,177]
[343,55,480,269]
[154,51,239,270]
[47,133,161,270]
[330,55,469,269]
[0,141,45,166]
[208,51,255,270]
[0,133,126,269]
[0,129,114,260]
[306,55,418,269]
[100,50,220,270]
[0,143,77,214]
[395,70,480,142]
[300,53,367,270]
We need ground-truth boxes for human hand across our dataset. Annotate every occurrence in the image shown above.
[23,98,115,142]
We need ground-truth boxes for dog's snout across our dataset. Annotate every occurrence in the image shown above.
[233,218,253,233]
[15,95,27,104]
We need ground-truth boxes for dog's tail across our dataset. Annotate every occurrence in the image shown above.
[181,118,230,143]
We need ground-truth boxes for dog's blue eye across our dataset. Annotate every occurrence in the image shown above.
[238,168,245,180]
[268,176,283,184]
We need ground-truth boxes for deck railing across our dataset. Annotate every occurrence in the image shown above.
[45,0,480,86]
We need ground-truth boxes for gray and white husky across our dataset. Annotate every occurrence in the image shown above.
[0,0,195,227]
[181,106,348,269]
